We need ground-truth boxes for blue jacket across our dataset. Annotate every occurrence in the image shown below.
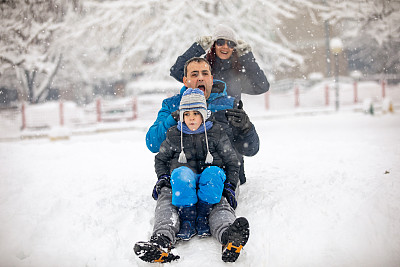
[146,80,234,152]
[146,80,259,158]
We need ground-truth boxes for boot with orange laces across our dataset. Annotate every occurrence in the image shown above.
[134,234,180,263]
[221,217,250,262]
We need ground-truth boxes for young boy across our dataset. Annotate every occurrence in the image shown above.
[154,88,240,240]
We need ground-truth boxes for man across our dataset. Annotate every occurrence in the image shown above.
[134,57,259,263]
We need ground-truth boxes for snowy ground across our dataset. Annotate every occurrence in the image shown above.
[1,108,400,267]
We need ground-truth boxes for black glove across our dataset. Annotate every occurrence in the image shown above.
[225,106,252,134]
[152,175,171,200]
[222,182,237,209]
[171,110,180,122]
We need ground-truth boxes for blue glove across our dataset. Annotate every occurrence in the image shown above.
[152,175,171,200]
[222,182,237,209]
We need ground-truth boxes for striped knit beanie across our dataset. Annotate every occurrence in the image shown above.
[179,88,208,122]
[178,88,213,164]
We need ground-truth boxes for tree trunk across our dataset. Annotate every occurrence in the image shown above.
[34,54,63,103]
[15,68,30,102]
[26,70,36,103]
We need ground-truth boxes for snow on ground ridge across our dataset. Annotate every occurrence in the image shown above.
[0,110,400,267]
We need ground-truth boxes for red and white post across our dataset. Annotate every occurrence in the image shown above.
[21,102,26,130]
[132,97,138,120]
[325,84,329,106]
[59,101,64,126]
[381,79,386,98]
[265,91,270,110]
[353,81,358,103]
[294,85,300,107]
[96,98,102,123]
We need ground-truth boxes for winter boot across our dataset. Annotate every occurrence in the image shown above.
[196,200,213,237]
[176,205,197,240]
[134,234,180,263]
[221,217,250,262]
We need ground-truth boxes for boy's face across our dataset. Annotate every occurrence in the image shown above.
[183,62,213,99]
[183,110,203,131]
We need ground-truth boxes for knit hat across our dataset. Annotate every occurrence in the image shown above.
[212,24,237,44]
[179,88,208,122]
[178,88,213,164]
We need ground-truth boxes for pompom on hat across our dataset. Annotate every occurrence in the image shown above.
[178,88,213,164]
[212,24,237,44]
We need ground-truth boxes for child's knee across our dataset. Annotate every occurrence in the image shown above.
[171,166,196,188]
[197,167,226,204]
[171,167,197,207]
[200,166,226,185]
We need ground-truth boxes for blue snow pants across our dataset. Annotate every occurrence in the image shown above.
[170,166,226,207]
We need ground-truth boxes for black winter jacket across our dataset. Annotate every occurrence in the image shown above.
[170,42,270,100]
[155,122,240,187]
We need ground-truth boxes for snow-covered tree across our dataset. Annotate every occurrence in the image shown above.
[0,0,80,103]
[59,0,319,84]
[6,0,372,102]
[320,0,400,75]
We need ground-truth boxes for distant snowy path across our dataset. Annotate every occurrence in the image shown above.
[0,112,399,267]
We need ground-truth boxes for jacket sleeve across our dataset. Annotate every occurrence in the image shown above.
[145,99,178,153]
[231,99,260,156]
[215,129,240,188]
[154,138,174,178]
[231,123,260,157]
[170,42,206,82]
[238,52,270,95]
[210,109,259,157]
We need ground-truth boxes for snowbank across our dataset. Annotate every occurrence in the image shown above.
[1,112,399,267]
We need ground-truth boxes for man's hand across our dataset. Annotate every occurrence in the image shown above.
[225,107,253,134]
[222,182,237,209]
[171,110,180,122]
[196,36,213,51]
[152,175,171,200]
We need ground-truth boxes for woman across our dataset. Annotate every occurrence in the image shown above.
[170,24,270,100]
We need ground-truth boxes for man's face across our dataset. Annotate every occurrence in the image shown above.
[183,61,213,99]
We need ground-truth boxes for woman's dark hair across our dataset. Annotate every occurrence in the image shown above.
[205,43,241,74]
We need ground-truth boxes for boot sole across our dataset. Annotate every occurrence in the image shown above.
[176,231,197,241]
[134,241,180,263]
[197,232,211,238]
[222,217,250,262]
